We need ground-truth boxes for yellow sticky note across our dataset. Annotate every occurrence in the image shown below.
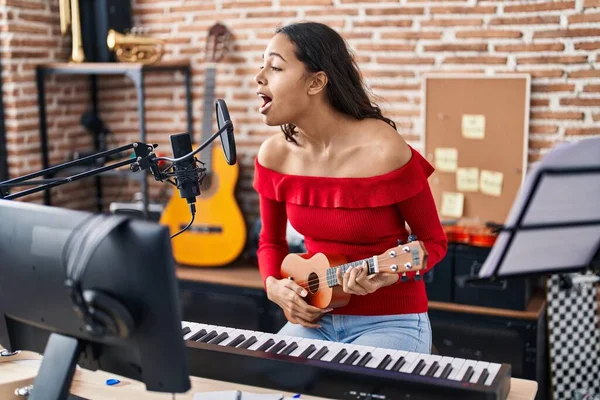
[480,170,504,197]
[441,192,464,218]
[462,114,486,139]
[456,168,479,192]
[434,148,458,173]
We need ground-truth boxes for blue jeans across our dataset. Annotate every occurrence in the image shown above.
[277,312,432,354]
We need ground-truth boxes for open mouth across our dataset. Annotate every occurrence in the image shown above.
[259,94,273,114]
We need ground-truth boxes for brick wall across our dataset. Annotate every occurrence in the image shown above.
[1,0,599,225]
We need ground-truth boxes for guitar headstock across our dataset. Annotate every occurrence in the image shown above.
[205,22,232,63]
[375,240,428,274]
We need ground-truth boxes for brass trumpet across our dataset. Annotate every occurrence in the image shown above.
[107,29,165,64]
[59,0,85,63]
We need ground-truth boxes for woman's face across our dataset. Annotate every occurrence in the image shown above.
[254,33,311,126]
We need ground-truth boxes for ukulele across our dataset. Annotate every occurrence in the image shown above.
[281,240,428,309]
[160,23,247,267]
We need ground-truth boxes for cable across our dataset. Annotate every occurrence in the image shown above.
[170,203,196,239]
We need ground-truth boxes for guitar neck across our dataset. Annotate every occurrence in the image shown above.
[201,66,217,171]
[324,257,377,288]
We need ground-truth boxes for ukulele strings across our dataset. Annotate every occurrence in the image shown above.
[290,253,418,288]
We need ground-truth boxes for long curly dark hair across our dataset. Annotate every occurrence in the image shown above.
[275,22,396,145]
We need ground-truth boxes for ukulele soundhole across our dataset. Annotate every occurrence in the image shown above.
[307,272,320,294]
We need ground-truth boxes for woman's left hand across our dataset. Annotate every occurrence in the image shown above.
[336,261,400,295]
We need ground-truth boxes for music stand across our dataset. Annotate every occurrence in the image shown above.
[475,137,600,282]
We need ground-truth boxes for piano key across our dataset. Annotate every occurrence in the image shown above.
[477,369,490,385]
[397,352,420,373]
[470,362,490,384]
[182,322,207,341]
[257,338,276,352]
[357,352,372,367]
[197,330,218,343]
[433,357,455,379]
[440,363,453,379]
[238,336,258,349]
[319,343,345,362]
[376,354,393,370]
[207,332,229,345]
[280,342,298,356]
[311,346,329,360]
[412,359,426,375]
[181,326,191,336]
[188,328,208,342]
[485,363,502,386]
[331,348,349,363]
[365,348,395,369]
[298,344,317,358]
[267,340,287,354]
[288,339,318,357]
[390,356,406,372]
[226,334,246,348]
[447,358,467,380]
[462,366,474,382]
[247,333,273,351]
[425,361,439,377]
[420,355,442,376]
[452,360,478,382]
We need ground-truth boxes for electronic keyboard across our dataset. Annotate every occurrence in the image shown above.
[181,321,511,400]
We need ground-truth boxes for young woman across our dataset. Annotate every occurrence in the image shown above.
[252,21,447,354]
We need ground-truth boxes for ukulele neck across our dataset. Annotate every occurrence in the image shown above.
[325,257,377,288]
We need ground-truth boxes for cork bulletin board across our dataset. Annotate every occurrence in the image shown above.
[422,74,530,225]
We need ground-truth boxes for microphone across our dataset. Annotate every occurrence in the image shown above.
[169,132,202,206]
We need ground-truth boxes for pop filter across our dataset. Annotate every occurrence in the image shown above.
[215,99,236,165]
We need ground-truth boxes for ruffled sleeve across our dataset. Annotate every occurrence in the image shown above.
[252,147,435,208]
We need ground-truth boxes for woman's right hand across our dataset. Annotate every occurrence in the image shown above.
[265,276,333,328]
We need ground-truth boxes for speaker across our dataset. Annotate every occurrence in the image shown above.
[429,308,549,399]
[80,0,132,62]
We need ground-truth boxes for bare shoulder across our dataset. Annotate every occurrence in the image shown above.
[257,133,291,171]
[365,120,413,174]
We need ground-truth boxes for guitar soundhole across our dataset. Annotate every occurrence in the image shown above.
[307,272,319,294]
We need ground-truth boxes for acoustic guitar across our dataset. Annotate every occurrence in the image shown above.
[160,23,247,267]
[281,240,428,309]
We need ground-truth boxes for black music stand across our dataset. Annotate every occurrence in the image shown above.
[474,137,600,283]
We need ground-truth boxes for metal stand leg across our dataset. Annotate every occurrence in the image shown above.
[90,75,103,213]
[127,70,149,220]
[36,67,51,206]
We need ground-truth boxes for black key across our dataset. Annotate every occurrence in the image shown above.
[207,332,229,345]
[257,338,275,352]
[357,352,372,367]
[412,359,426,375]
[477,369,490,385]
[440,364,453,379]
[299,344,317,358]
[227,334,246,348]
[267,340,287,354]
[331,349,348,363]
[391,357,406,372]
[280,342,298,356]
[188,329,207,342]
[197,330,218,343]
[376,355,393,370]
[238,336,257,349]
[181,326,191,337]
[462,366,474,383]
[425,361,439,377]
[343,350,361,365]
[312,346,329,360]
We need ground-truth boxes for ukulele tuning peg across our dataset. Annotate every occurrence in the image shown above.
[397,239,403,246]
[401,272,409,283]
[408,234,417,243]
[414,271,422,281]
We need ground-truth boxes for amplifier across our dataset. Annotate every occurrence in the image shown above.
[80,0,132,62]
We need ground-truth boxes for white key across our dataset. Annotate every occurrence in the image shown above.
[434,357,455,378]
[320,342,348,362]
[485,363,502,386]
[453,360,478,382]
[339,344,370,365]
[219,329,250,346]
[365,348,395,369]
[183,322,208,341]
[402,354,431,374]
[447,358,467,380]
[420,355,442,376]
[470,361,490,384]
[247,333,273,351]
[350,346,376,366]
[397,352,420,373]
[288,339,316,357]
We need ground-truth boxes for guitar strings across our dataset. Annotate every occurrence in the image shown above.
[288,253,422,288]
